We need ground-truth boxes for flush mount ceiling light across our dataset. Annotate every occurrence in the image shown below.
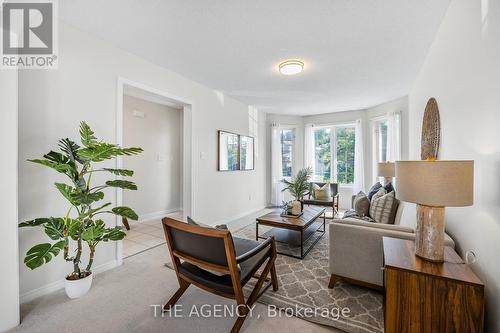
[278,60,304,75]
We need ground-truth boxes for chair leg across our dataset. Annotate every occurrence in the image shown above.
[328,274,339,289]
[163,279,190,311]
[231,312,247,333]
[231,256,277,333]
[270,265,279,292]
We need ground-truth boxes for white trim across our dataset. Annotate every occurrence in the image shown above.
[213,206,267,226]
[19,260,120,304]
[0,53,20,331]
[116,77,194,264]
[137,208,182,223]
[310,121,356,129]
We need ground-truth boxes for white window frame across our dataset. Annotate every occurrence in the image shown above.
[312,122,356,187]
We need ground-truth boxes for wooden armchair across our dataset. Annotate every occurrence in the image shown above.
[161,217,278,333]
[302,182,339,217]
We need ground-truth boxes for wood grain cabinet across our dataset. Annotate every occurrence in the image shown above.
[383,237,484,333]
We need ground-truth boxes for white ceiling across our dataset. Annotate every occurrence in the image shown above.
[59,0,450,115]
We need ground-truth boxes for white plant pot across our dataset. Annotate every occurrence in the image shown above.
[65,272,93,299]
[291,200,302,215]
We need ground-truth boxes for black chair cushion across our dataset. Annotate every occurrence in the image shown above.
[178,237,271,295]
[303,199,333,205]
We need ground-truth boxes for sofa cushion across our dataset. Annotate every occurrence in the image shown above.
[353,191,370,217]
[370,191,398,224]
[396,202,417,228]
[335,218,414,233]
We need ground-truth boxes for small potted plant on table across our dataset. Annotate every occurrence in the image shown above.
[281,167,312,216]
[19,122,142,298]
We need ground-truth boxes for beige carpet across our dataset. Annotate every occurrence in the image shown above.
[10,236,343,333]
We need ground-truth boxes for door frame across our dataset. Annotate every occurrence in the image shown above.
[116,77,195,263]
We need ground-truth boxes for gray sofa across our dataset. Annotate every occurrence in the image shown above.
[328,201,455,289]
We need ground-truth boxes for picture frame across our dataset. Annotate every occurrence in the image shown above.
[217,130,255,171]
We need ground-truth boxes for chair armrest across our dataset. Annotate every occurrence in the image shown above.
[235,237,273,264]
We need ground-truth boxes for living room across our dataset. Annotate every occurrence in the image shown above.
[1,0,499,332]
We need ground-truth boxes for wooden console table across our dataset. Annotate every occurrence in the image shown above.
[383,237,484,333]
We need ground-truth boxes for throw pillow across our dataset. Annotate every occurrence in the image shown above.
[353,191,370,217]
[370,187,387,203]
[384,182,395,193]
[369,191,398,224]
[313,183,331,200]
[367,182,382,201]
[187,216,228,230]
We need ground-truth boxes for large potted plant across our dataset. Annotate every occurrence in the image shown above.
[281,167,312,215]
[19,122,143,299]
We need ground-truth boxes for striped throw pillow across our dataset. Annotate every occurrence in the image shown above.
[369,191,397,224]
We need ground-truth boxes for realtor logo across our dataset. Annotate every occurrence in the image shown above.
[1,0,58,69]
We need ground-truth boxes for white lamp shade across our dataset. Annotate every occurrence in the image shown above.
[378,162,395,177]
[395,160,474,207]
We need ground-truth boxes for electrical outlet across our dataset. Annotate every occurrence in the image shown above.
[249,194,252,201]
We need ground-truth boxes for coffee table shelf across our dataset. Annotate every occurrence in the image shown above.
[256,207,326,259]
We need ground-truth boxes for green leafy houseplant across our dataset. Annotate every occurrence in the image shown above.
[281,167,313,201]
[19,122,143,281]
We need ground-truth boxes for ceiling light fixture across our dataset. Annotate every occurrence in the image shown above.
[279,60,304,75]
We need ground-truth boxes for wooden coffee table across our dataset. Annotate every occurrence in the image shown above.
[256,207,326,259]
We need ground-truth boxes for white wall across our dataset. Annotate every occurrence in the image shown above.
[122,95,182,219]
[409,0,500,331]
[18,22,267,300]
[0,62,20,330]
[266,96,409,209]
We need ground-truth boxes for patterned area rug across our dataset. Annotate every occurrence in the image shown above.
[235,222,384,333]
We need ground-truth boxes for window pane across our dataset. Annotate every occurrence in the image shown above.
[281,129,293,177]
[240,136,254,170]
[314,128,331,182]
[336,127,356,184]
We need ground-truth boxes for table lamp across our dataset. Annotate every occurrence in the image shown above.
[378,162,395,186]
[395,160,474,262]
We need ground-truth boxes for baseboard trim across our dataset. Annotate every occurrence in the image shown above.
[138,208,182,222]
[20,259,120,304]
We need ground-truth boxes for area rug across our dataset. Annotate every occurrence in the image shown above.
[235,222,384,333]
[165,219,384,333]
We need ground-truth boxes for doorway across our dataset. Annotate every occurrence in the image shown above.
[116,78,194,261]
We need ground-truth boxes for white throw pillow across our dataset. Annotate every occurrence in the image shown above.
[313,183,331,200]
